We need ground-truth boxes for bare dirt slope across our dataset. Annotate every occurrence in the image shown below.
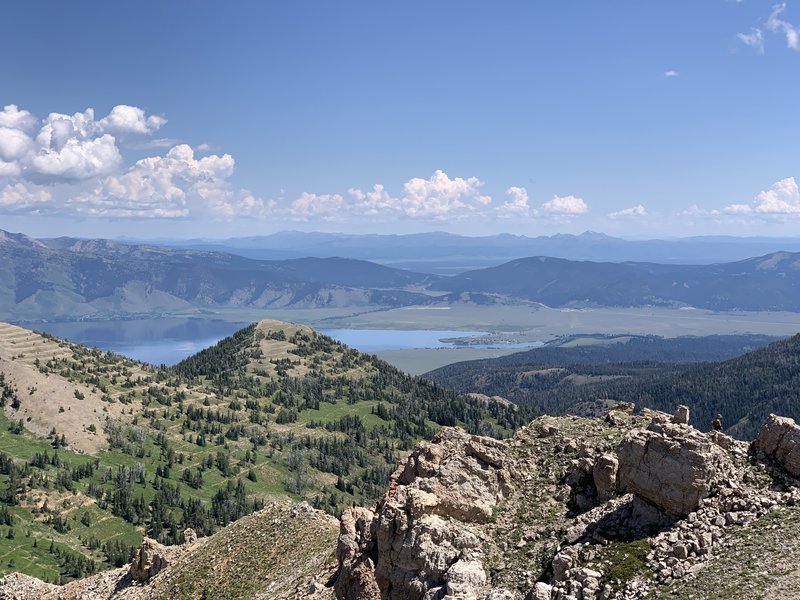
[0,322,148,454]
[0,502,338,600]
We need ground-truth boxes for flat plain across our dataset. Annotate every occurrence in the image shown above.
[174,303,800,373]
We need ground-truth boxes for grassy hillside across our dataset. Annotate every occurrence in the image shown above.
[0,319,524,583]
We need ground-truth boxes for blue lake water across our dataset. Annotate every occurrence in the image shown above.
[319,329,543,352]
[23,318,249,366]
[15,319,542,365]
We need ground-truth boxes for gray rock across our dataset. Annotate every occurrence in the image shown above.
[529,582,553,600]
[672,405,690,425]
[616,420,726,516]
[754,414,800,477]
[592,453,619,503]
[129,538,171,583]
[335,428,511,600]
[552,547,579,582]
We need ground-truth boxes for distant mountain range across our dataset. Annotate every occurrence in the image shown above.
[151,230,800,273]
[3,228,800,320]
[0,230,440,321]
[437,252,800,311]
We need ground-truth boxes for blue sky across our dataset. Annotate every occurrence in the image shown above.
[1,0,798,238]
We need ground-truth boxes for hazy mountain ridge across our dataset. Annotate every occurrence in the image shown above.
[0,230,438,321]
[159,230,800,271]
[4,228,800,321]
[438,252,800,311]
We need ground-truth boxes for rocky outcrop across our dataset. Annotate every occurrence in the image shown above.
[672,405,690,425]
[615,416,728,516]
[592,453,619,503]
[753,414,800,477]
[336,427,512,600]
[335,508,380,600]
[129,538,172,583]
[0,573,57,600]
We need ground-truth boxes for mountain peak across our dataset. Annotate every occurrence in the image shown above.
[0,229,47,249]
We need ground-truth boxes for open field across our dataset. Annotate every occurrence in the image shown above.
[209,304,800,338]
[318,304,800,337]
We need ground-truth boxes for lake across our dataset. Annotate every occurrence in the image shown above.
[17,318,541,366]
[23,318,249,366]
[319,329,542,352]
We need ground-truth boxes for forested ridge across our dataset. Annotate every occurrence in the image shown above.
[425,333,795,439]
[0,320,526,584]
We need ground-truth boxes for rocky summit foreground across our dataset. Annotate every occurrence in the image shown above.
[335,407,800,600]
[6,408,800,599]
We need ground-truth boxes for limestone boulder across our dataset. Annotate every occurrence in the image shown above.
[672,405,690,425]
[754,414,800,477]
[129,538,171,582]
[615,420,725,516]
[592,453,619,503]
[335,427,512,600]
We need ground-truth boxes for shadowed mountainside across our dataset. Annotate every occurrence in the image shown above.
[437,252,800,311]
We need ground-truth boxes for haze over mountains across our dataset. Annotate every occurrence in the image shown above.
[159,230,800,273]
[3,228,800,321]
[0,230,439,322]
[438,252,800,311]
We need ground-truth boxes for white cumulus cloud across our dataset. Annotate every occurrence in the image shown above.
[722,177,800,216]
[97,105,167,136]
[497,186,535,217]
[73,144,237,218]
[723,203,754,215]
[290,192,345,221]
[401,169,490,219]
[207,191,274,220]
[753,176,800,213]
[0,127,34,163]
[608,204,647,218]
[31,134,122,182]
[0,103,265,220]
[344,170,491,220]
[348,184,401,215]
[541,194,588,216]
[0,105,37,131]
[29,108,122,181]
[0,182,52,211]
[0,104,174,184]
